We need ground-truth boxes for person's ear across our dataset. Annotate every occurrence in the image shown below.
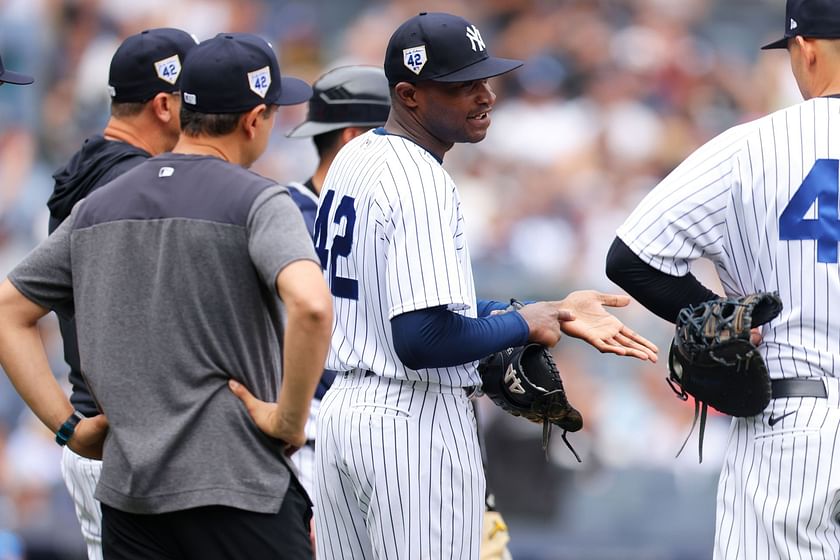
[797,36,818,65]
[394,82,419,108]
[242,104,268,139]
[150,92,176,123]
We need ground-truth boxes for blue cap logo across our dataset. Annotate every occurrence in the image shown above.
[403,45,427,76]
[248,66,272,99]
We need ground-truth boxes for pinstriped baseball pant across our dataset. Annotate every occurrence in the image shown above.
[315,372,485,560]
[61,446,103,560]
[715,377,840,559]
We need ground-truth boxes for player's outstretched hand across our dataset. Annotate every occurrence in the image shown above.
[70,414,109,460]
[516,302,576,347]
[558,290,659,361]
[228,379,306,456]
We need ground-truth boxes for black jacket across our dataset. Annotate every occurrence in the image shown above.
[48,135,150,232]
[47,135,150,415]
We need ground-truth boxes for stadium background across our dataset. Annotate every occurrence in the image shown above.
[0,0,794,558]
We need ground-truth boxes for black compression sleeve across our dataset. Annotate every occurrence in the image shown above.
[605,237,719,324]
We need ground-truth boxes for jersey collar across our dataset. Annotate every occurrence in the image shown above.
[373,127,443,164]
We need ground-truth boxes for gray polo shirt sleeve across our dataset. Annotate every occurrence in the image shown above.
[8,205,76,319]
[247,185,319,291]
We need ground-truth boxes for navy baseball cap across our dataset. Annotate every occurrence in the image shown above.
[180,33,312,114]
[384,12,522,85]
[287,66,390,138]
[762,0,840,49]
[108,28,198,102]
[0,53,33,85]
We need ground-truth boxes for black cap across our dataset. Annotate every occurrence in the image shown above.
[180,33,312,114]
[0,53,33,85]
[108,28,198,102]
[384,12,522,85]
[762,0,840,49]
[287,65,390,138]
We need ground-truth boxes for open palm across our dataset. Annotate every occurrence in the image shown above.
[558,290,658,361]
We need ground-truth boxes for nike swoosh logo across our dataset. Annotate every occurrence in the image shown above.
[768,411,796,426]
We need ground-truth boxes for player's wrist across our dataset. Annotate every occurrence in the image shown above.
[274,406,308,436]
[55,410,84,447]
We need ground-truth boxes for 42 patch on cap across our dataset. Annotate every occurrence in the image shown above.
[403,46,427,75]
[155,55,182,85]
[248,66,272,98]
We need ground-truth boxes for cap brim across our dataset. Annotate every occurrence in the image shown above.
[433,56,523,82]
[0,69,34,85]
[761,36,790,50]
[287,119,386,138]
[272,76,313,106]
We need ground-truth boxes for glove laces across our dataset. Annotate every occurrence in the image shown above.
[539,422,582,463]
[667,377,708,463]
[541,356,582,463]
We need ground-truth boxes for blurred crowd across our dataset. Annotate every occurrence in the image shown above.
[0,0,797,558]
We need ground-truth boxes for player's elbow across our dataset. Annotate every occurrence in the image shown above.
[276,260,333,336]
[605,236,632,289]
[394,346,424,371]
[289,293,333,338]
[391,313,428,370]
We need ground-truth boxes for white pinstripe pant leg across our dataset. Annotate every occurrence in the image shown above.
[316,384,374,559]
[293,444,316,505]
[60,446,103,560]
[315,374,485,560]
[714,381,840,560]
[292,398,321,505]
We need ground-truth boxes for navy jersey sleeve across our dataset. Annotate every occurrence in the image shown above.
[391,306,529,369]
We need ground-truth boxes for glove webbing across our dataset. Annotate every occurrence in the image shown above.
[667,377,708,463]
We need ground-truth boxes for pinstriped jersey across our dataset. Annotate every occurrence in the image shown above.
[314,128,479,387]
[618,96,840,381]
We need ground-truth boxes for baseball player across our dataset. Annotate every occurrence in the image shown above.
[285,64,516,559]
[285,65,391,500]
[0,33,329,559]
[606,0,840,557]
[45,28,197,560]
[309,12,658,560]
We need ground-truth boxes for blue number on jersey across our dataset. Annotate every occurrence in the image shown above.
[779,158,840,263]
[313,190,359,299]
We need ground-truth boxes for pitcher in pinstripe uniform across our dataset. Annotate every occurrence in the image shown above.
[307,12,659,560]
[607,0,840,557]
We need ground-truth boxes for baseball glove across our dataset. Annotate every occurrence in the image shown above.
[478,304,583,461]
[668,291,782,461]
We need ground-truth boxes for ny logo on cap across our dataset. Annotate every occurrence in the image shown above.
[466,25,485,52]
[248,66,272,98]
[155,55,182,85]
[403,45,427,75]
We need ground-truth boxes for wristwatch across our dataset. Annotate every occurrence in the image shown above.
[55,410,84,446]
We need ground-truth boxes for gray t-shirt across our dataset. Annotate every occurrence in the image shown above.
[9,153,318,515]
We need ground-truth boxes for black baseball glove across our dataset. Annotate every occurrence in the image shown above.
[479,337,583,461]
[668,291,782,461]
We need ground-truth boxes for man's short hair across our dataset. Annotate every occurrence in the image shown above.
[110,100,147,119]
[179,105,275,137]
[312,129,344,158]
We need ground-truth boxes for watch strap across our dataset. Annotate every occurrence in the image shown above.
[55,410,84,447]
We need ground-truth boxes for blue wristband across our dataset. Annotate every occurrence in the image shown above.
[55,410,84,447]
